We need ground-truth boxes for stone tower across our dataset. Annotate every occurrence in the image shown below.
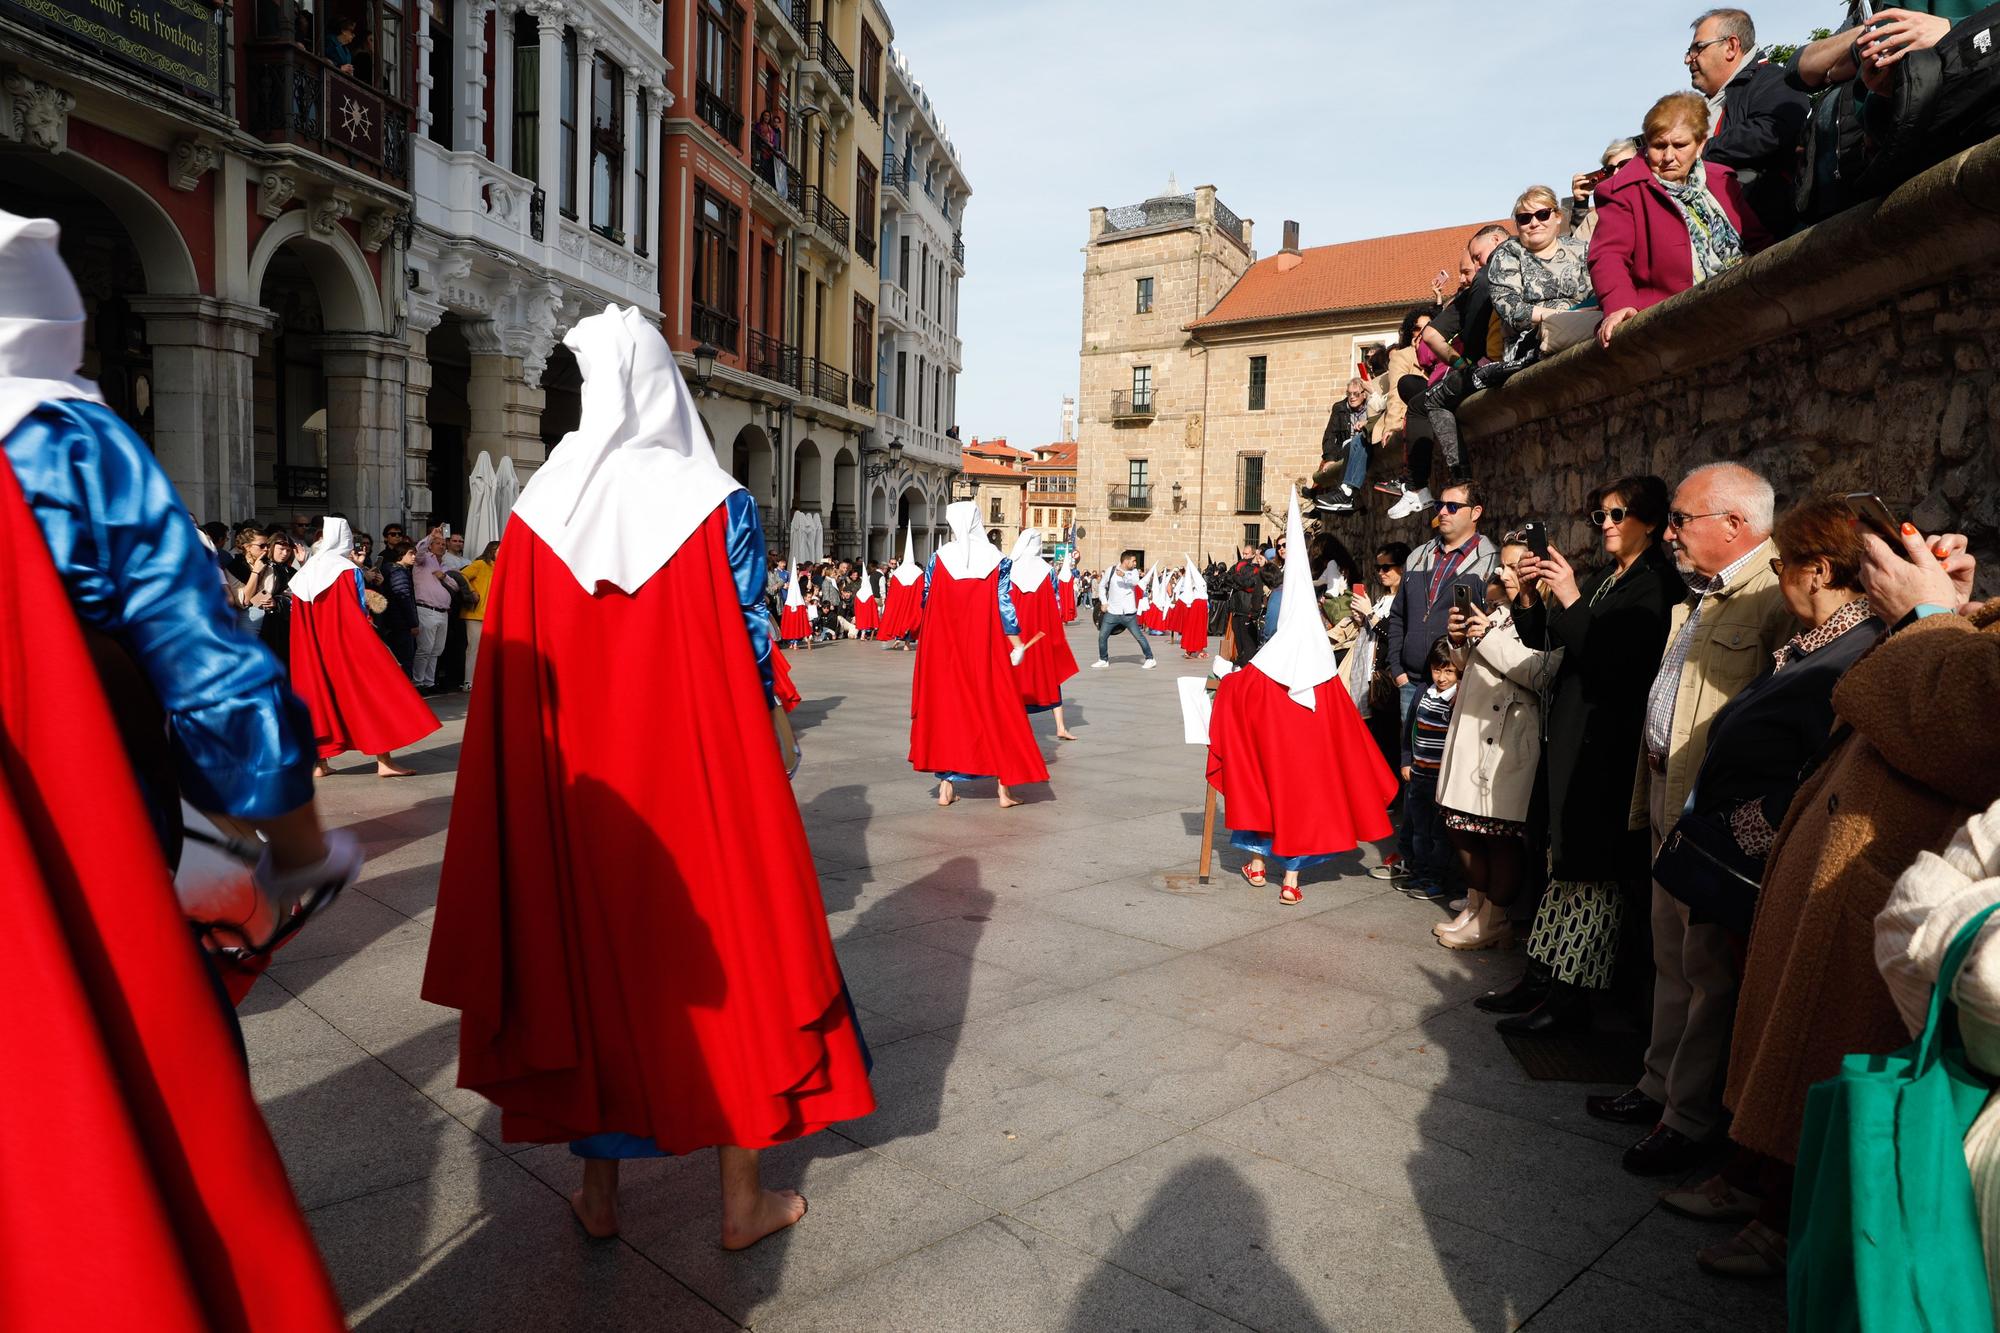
[1072,184,1254,572]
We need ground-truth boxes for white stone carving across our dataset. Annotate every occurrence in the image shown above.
[257,171,299,219]
[359,210,398,253]
[168,138,217,192]
[311,196,353,236]
[2,73,74,154]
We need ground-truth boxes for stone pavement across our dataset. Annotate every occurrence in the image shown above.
[246,620,1787,1332]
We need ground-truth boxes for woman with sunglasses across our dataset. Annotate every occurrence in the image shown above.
[1478,475,1682,1035]
[1486,185,1596,361]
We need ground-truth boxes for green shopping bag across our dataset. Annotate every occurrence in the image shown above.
[1790,900,2000,1332]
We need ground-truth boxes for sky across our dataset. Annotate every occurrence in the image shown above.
[884,0,1845,450]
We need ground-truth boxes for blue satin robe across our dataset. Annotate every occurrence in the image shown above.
[4,401,316,841]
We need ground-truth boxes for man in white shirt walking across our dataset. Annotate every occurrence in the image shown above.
[1092,551,1158,669]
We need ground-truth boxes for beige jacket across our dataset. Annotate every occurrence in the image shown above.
[1436,608,1561,824]
[1629,538,1795,829]
[1378,344,1423,443]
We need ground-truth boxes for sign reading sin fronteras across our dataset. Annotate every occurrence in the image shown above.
[2,0,224,106]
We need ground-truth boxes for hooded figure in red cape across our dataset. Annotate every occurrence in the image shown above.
[777,561,811,643]
[0,408,343,1331]
[1207,489,1397,904]
[851,559,881,636]
[1005,529,1079,742]
[1056,551,1079,622]
[420,306,874,1249]
[287,514,439,775]
[908,501,1050,807]
[876,523,923,647]
[1178,557,1210,658]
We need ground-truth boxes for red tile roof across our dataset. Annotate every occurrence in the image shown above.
[1031,442,1078,468]
[965,437,1030,459]
[1187,219,1510,331]
[961,455,1027,480]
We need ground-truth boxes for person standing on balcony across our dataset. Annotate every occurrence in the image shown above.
[325,18,357,74]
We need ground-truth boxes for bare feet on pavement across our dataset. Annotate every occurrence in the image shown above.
[720,1188,807,1251]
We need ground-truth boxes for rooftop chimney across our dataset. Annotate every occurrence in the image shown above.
[1281,220,1300,253]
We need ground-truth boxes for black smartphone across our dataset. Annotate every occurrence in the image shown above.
[1452,584,1474,615]
[1842,492,1915,562]
[1519,520,1551,562]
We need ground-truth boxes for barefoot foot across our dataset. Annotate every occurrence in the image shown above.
[997,787,1024,809]
[1055,730,1078,741]
[377,761,417,777]
[937,780,957,807]
[313,762,335,778]
[569,1187,620,1239]
[720,1188,807,1251]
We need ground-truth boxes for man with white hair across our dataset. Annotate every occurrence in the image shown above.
[1589,461,1797,1176]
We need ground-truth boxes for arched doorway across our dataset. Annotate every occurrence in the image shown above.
[540,342,582,453]
[831,445,858,558]
[729,424,775,514]
[793,438,824,516]
[425,314,474,530]
[895,483,924,557]
[253,247,330,530]
[866,483,890,563]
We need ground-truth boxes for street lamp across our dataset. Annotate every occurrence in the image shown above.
[864,435,904,480]
[1171,479,1185,512]
[691,342,719,390]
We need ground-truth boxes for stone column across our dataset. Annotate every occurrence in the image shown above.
[619,76,638,245]
[573,28,597,225]
[127,296,272,523]
[404,300,445,521]
[472,316,551,485]
[316,332,411,539]
[534,4,564,211]
[643,87,665,258]
[492,2,513,168]
[465,0,496,156]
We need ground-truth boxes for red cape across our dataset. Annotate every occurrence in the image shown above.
[1057,577,1078,622]
[778,602,811,640]
[772,644,801,713]
[0,458,341,1331]
[288,575,439,759]
[1009,580,1078,708]
[878,576,922,639]
[1206,666,1398,858]
[908,563,1049,785]
[1181,598,1209,654]
[421,512,874,1152]
[853,594,880,632]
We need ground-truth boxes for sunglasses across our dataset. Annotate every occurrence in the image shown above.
[1513,207,1557,226]
[1589,507,1629,525]
[1374,562,1397,572]
[1433,500,1472,515]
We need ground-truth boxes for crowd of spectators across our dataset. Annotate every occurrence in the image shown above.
[768,556,899,646]
[197,516,495,695]
[1309,3,1983,521]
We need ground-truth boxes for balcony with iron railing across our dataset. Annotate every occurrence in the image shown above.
[696,82,744,149]
[803,357,849,406]
[745,328,800,390]
[802,22,854,103]
[881,152,909,202]
[801,185,851,250]
[1108,485,1153,515]
[851,372,874,407]
[750,137,805,217]
[1108,392,1156,424]
[692,302,739,354]
[755,0,805,53]
[1028,478,1078,498]
[951,231,965,268]
[246,41,412,185]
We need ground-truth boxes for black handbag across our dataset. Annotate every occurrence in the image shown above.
[1653,807,1762,935]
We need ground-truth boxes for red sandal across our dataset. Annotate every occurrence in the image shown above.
[1240,864,1267,888]
[1279,885,1303,905]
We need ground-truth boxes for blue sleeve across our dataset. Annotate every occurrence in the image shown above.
[351,565,367,609]
[723,489,775,706]
[996,558,1020,635]
[923,555,936,604]
[4,401,316,820]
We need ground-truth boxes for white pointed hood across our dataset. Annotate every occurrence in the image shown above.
[855,560,875,602]
[464,450,500,556]
[1248,489,1338,710]
[1008,528,1052,592]
[1180,556,1207,603]
[493,454,520,533]
[784,563,805,608]
[0,211,105,443]
[509,305,742,593]
[1057,551,1076,583]
[891,523,922,586]
[935,500,1001,578]
[291,515,360,603]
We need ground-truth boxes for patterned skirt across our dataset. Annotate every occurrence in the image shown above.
[1527,878,1624,989]
[1441,809,1526,838]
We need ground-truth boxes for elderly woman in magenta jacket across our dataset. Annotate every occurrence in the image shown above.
[1589,91,1771,347]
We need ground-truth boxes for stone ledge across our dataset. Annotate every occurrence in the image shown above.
[1459,134,2000,440]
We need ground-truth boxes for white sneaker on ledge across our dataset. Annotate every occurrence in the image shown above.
[1387,488,1433,521]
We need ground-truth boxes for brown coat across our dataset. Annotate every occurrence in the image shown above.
[1726,603,2000,1162]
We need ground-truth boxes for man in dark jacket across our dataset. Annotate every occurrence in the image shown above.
[1687,8,1811,236]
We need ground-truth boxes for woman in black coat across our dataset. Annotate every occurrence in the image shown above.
[377,545,421,677]
[1480,475,1683,1033]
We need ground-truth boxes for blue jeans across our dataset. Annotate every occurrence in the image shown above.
[1405,770,1452,889]
[1097,611,1153,663]
[1341,432,1371,492]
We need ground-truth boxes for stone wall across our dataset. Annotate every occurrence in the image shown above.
[1443,135,2000,596]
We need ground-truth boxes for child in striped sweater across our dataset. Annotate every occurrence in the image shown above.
[1402,637,1460,899]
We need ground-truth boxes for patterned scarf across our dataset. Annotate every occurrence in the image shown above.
[1773,597,1873,671]
[1658,161,1744,283]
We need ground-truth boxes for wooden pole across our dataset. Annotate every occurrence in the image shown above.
[1197,782,1218,884]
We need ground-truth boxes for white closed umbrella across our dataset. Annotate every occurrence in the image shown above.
[494,455,520,534]
[465,451,500,556]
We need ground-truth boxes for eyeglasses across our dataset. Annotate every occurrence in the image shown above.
[1374,562,1397,572]
[1513,207,1557,226]
[1686,35,1733,58]
[1668,511,1732,530]
[1433,500,1472,515]
[1589,507,1629,525]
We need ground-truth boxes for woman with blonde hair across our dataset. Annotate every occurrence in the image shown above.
[1589,91,1769,346]
[1486,183,1597,357]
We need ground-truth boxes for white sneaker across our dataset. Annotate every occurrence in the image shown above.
[1141,659,1158,670]
[1387,487,1433,521]
[1091,660,1110,670]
